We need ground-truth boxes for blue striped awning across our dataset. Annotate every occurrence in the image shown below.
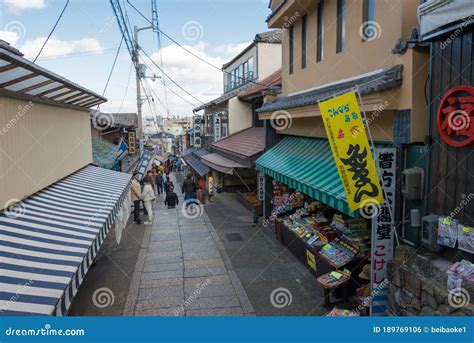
[0,166,131,316]
[256,136,356,217]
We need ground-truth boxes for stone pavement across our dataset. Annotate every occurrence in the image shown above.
[123,173,255,316]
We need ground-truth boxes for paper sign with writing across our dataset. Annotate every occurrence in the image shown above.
[319,92,384,211]
[306,250,316,271]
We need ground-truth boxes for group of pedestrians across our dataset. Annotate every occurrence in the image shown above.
[131,160,197,225]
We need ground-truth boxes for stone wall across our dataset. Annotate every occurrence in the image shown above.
[387,245,473,316]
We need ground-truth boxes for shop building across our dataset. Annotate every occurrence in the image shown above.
[0,40,132,315]
[255,0,430,315]
[386,0,474,316]
[193,31,282,146]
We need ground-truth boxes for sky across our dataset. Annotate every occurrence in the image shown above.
[0,0,271,119]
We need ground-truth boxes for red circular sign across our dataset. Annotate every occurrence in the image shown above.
[436,85,474,147]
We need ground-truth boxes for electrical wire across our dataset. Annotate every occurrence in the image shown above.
[117,61,134,113]
[101,37,124,97]
[153,0,170,118]
[33,0,70,63]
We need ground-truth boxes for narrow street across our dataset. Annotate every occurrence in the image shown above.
[70,172,326,316]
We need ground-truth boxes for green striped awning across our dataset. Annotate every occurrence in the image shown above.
[256,136,356,217]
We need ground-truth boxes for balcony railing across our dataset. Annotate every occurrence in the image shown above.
[224,71,254,93]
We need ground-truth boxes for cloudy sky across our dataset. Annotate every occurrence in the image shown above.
[0,0,270,119]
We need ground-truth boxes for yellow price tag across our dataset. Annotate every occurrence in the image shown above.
[443,218,452,225]
[463,227,470,233]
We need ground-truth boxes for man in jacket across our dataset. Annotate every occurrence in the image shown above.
[182,172,197,205]
[155,172,164,195]
[131,172,142,224]
[164,185,179,209]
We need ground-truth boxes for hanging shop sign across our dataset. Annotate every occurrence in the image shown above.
[134,150,153,181]
[193,115,203,148]
[370,147,396,316]
[214,113,222,142]
[319,91,384,211]
[436,85,474,147]
[208,175,214,195]
[128,131,137,155]
[257,172,265,201]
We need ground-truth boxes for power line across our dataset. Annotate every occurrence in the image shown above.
[117,60,134,113]
[126,0,269,89]
[33,0,70,63]
[101,37,124,97]
[138,47,203,105]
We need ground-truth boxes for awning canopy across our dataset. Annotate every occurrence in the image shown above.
[183,154,210,177]
[201,153,247,175]
[0,166,131,316]
[92,138,125,170]
[256,136,355,217]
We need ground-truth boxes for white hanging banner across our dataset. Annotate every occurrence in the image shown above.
[214,113,222,142]
[370,147,396,316]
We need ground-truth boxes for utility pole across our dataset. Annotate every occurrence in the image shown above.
[134,25,143,140]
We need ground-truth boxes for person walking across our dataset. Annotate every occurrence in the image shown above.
[164,185,179,209]
[181,172,197,206]
[155,171,164,195]
[164,176,174,193]
[131,172,142,224]
[141,175,156,225]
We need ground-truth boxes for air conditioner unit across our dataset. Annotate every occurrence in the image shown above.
[421,214,441,252]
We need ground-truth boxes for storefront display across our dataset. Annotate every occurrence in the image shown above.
[319,238,359,268]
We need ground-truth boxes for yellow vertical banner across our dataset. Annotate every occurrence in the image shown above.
[318,91,384,211]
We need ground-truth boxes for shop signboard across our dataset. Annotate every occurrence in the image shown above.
[257,172,265,201]
[370,147,396,316]
[193,115,202,148]
[208,175,214,195]
[306,250,316,271]
[128,131,136,155]
[134,150,153,181]
[319,91,384,211]
[214,114,222,142]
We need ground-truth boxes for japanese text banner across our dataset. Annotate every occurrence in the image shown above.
[319,91,384,211]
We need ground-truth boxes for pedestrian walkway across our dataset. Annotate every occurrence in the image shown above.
[123,173,255,316]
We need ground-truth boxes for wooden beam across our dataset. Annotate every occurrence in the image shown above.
[36,85,69,97]
[18,79,55,94]
[0,63,18,73]
[81,99,104,107]
[59,92,88,103]
[0,73,38,88]
[73,96,96,106]
[48,89,79,101]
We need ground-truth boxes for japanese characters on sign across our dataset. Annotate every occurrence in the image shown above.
[134,150,153,181]
[208,175,214,195]
[319,91,384,211]
[128,131,136,155]
[193,115,202,148]
[436,85,474,147]
[371,148,396,316]
[257,172,265,201]
[214,113,222,142]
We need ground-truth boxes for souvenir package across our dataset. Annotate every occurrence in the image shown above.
[457,224,474,254]
[317,270,351,288]
[325,307,359,317]
[319,238,358,268]
[437,217,457,248]
[447,260,474,292]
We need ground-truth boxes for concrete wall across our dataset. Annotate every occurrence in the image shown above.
[257,42,282,80]
[227,97,253,134]
[0,96,92,209]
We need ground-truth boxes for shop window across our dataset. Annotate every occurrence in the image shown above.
[301,15,307,69]
[362,0,375,41]
[336,0,346,53]
[316,0,324,62]
[289,25,294,74]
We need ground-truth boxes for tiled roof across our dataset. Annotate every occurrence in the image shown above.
[238,69,282,99]
[256,65,403,113]
[212,127,265,159]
